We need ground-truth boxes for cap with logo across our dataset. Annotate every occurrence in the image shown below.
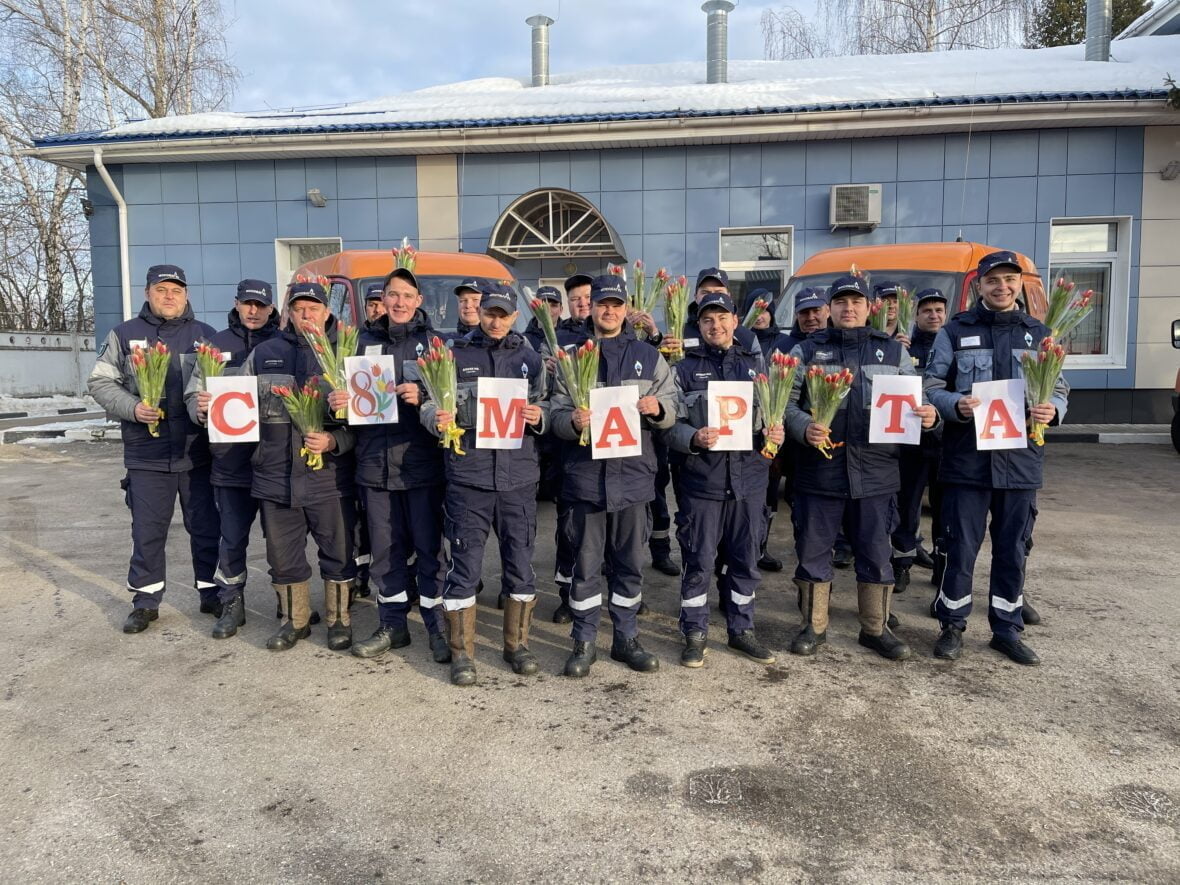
[288,281,329,306]
[365,282,384,301]
[590,275,628,304]
[454,278,485,297]
[872,280,902,300]
[479,282,518,314]
[793,287,829,313]
[976,250,1022,277]
[146,264,186,287]
[697,291,736,315]
[535,285,562,304]
[694,267,729,291]
[916,287,948,305]
[828,275,871,300]
[563,273,594,292]
[388,267,419,291]
[235,278,273,305]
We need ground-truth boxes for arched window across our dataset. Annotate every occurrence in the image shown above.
[488,188,626,262]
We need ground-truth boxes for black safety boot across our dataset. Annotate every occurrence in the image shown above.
[893,565,910,594]
[551,586,573,624]
[680,631,708,668]
[350,624,411,658]
[429,631,451,664]
[563,640,597,678]
[989,635,1040,666]
[122,607,158,634]
[211,591,245,639]
[728,630,776,664]
[832,543,854,569]
[856,582,911,661]
[933,626,963,660]
[651,556,680,576]
[914,546,935,569]
[610,634,659,672]
[267,582,312,651]
[1022,598,1042,626]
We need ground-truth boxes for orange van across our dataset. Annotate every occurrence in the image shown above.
[773,242,1046,328]
[291,249,520,331]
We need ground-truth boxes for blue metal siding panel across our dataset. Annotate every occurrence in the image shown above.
[201,244,241,285]
[336,158,376,199]
[643,189,685,234]
[988,132,1039,178]
[984,223,1036,258]
[235,161,276,201]
[759,185,805,226]
[730,146,761,188]
[275,201,308,238]
[600,191,643,235]
[239,243,277,285]
[601,149,643,192]
[849,139,897,184]
[760,143,806,186]
[337,198,378,241]
[160,163,199,202]
[806,140,851,185]
[165,245,204,284]
[123,164,162,204]
[848,226,896,247]
[894,225,943,244]
[237,202,278,243]
[943,133,991,179]
[895,180,944,226]
[1113,172,1142,217]
[378,198,418,242]
[199,203,240,244]
[685,232,717,268]
[275,160,307,201]
[686,188,730,232]
[376,157,417,198]
[498,155,540,196]
[642,234,687,273]
[943,178,989,226]
[459,194,500,240]
[1066,128,1118,175]
[1114,127,1144,174]
[687,147,731,188]
[897,136,944,181]
[643,148,686,190]
[91,249,120,289]
[163,204,201,245]
[1037,130,1068,175]
[988,177,1038,223]
[569,151,601,192]
[128,204,165,246]
[197,162,237,202]
[729,187,761,226]
[1065,173,1115,216]
[803,184,829,230]
[305,201,340,238]
[86,167,121,206]
[538,152,571,188]
[88,206,120,248]
[1035,175,1066,221]
[303,159,338,200]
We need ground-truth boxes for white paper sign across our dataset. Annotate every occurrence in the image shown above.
[971,379,1027,451]
[345,355,399,425]
[207,376,259,443]
[475,377,528,449]
[869,374,923,445]
[590,385,642,460]
[707,381,754,451]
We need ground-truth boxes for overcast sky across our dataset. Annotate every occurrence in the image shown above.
[223,0,785,112]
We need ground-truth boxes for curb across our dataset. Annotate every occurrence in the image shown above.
[1047,432,1171,445]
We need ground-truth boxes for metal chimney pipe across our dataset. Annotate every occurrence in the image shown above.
[1085,0,1112,61]
[526,15,554,87]
[702,0,736,84]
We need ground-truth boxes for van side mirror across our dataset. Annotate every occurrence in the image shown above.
[1173,319,1180,349]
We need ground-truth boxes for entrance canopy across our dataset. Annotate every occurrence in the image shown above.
[487,188,626,263]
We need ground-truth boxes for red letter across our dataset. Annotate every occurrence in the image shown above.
[874,393,918,433]
[715,395,748,436]
[478,397,525,439]
[979,399,1021,440]
[595,406,638,449]
[210,391,257,436]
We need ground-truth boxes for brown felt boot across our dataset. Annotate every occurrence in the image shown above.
[857,581,911,660]
[502,597,539,675]
[445,606,477,686]
[267,582,311,651]
[790,579,831,656]
[324,579,353,651]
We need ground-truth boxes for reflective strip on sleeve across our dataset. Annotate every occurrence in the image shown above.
[610,593,641,608]
[682,593,708,609]
[936,590,972,611]
[570,594,602,612]
[990,594,1024,613]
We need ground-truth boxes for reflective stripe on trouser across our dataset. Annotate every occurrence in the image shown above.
[565,501,649,643]
[443,482,537,610]
[891,451,940,567]
[213,485,259,603]
[360,484,445,634]
[125,465,220,610]
[792,491,895,586]
[675,495,763,636]
[935,485,1035,639]
[259,498,355,586]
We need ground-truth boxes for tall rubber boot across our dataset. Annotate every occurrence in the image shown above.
[267,581,311,651]
[324,579,353,650]
[856,582,910,661]
[502,597,539,675]
[445,607,477,686]
[789,578,830,656]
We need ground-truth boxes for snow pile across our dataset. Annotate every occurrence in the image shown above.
[0,394,98,416]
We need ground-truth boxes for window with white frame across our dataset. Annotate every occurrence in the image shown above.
[717,226,794,314]
[1047,217,1131,368]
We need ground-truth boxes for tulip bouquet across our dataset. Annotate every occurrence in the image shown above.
[272,379,326,470]
[130,341,170,437]
[754,351,800,459]
[391,236,417,271]
[195,342,225,390]
[742,297,772,329]
[555,339,600,446]
[1043,277,1095,340]
[894,286,914,337]
[417,336,464,454]
[868,298,891,333]
[660,275,690,364]
[805,365,855,459]
[1021,336,1066,446]
[629,260,669,335]
[527,296,561,356]
[301,322,358,419]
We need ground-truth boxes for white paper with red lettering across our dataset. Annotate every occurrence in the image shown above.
[475,377,528,449]
[345,355,399,425]
[868,374,922,445]
[207,376,260,443]
[707,381,754,451]
[971,379,1027,451]
[590,385,642,460]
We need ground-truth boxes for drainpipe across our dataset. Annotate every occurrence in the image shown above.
[702,0,735,84]
[526,15,554,87]
[92,148,132,321]
[1085,0,1111,62]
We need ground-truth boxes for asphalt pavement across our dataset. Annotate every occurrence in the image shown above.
[0,441,1177,883]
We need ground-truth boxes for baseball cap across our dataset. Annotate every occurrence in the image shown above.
[977,250,1022,277]
[873,280,902,299]
[535,285,562,304]
[828,275,871,300]
[590,275,628,304]
[387,267,419,291]
[235,279,273,306]
[564,273,594,291]
[479,282,518,314]
[287,281,329,306]
[146,264,186,287]
[916,287,948,305]
[793,287,829,313]
[365,282,384,301]
[697,291,736,315]
[454,278,484,297]
[694,267,729,290]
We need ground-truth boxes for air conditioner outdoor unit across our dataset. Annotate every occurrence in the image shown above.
[829,184,882,230]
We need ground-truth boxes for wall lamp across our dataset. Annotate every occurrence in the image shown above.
[80,197,94,218]
[307,188,328,208]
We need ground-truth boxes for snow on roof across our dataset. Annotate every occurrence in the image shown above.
[36,36,1178,146]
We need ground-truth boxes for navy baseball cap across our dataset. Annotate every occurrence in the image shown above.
[454,278,484,297]
[977,250,1022,277]
[828,275,871,300]
[479,282,518,314]
[365,282,384,301]
[873,280,902,299]
[697,291,736,315]
[564,273,594,291]
[590,275,628,304]
[694,267,729,290]
[387,267,419,290]
[916,287,948,305]
[235,279,273,305]
[794,287,829,312]
[287,281,329,306]
[146,264,186,287]
[535,285,562,304]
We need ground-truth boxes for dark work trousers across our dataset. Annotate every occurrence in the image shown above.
[213,485,261,605]
[672,461,734,612]
[676,496,763,636]
[259,498,355,586]
[792,491,896,586]
[565,501,649,643]
[443,483,537,611]
[554,498,576,602]
[353,496,372,587]
[648,437,673,561]
[124,466,220,610]
[359,485,445,635]
[891,452,942,568]
[935,485,1036,640]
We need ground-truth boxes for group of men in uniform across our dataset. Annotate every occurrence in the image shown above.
[90,248,1067,683]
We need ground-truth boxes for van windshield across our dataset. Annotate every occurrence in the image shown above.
[773,271,961,328]
[357,275,523,333]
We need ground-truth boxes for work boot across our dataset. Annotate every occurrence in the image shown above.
[353,570,371,599]
[211,590,245,639]
[445,607,477,685]
[989,634,1041,666]
[267,582,311,651]
[122,607,158,634]
[428,631,451,663]
[680,630,708,668]
[1022,597,1042,626]
[914,546,935,569]
[275,590,320,624]
[552,583,573,624]
[757,513,783,571]
[651,556,680,576]
[728,630,776,664]
[564,640,597,678]
[856,582,911,661]
[610,634,659,672]
[323,579,353,651]
[893,564,910,594]
[790,579,830,656]
[637,600,650,616]
[502,597,540,676]
[933,626,963,660]
[351,623,411,658]
[888,612,900,629]
[832,543,853,569]
[199,596,223,617]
